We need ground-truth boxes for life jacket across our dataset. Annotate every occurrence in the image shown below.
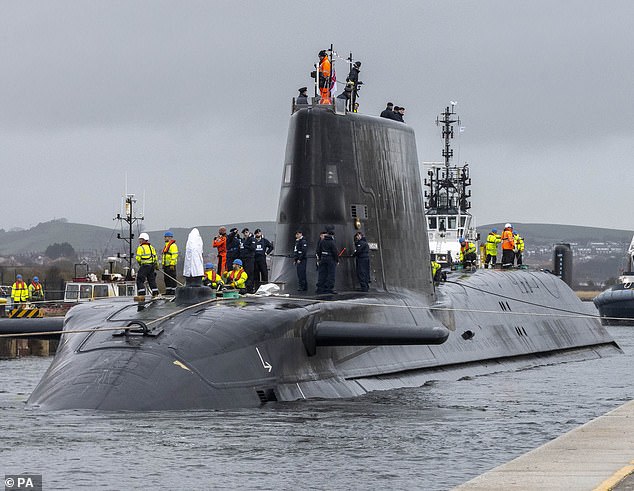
[162,240,178,267]
[11,281,29,302]
[226,267,247,289]
[29,282,44,299]
[205,270,222,287]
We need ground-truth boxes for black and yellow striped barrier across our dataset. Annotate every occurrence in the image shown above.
[8,308,43,318]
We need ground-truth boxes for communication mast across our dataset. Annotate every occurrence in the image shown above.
[115,194,144,280]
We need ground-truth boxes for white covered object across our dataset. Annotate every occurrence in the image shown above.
[183,228,204,277]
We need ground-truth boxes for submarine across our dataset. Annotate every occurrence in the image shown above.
[28,93,619,410]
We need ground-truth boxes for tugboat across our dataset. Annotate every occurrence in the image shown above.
[424,103,479,270]
[593,235,634,325]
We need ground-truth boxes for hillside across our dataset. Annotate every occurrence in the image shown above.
[478,223,633,246]
[0,219,276,257]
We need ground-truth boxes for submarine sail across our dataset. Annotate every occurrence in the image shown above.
[27,97,619,411]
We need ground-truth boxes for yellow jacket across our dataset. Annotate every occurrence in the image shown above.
[11,280,29,302]
[223,268,247,289]
[204,270,224,288]
[514,234,525,253]
[136,243,158,266]
[162,240,179,267]
[459,241,477,262]
[485,233,501,255]
[29,282,45,300]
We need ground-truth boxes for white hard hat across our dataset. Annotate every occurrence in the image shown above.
[139,232,150,241]
[505,223,512,228]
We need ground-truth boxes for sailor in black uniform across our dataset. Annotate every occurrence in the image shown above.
[253,228,274,291]
[240,228,256,293]
[293,230,308,291]
[352,231,370,292]
[316,225,338,294]
[225,228,241,276]
[297,87,308,104]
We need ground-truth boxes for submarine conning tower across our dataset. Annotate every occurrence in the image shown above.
[271,105,434,296]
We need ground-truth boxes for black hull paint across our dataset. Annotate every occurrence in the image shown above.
[28,108,619,410]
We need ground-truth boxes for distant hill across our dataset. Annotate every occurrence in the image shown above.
[2,219,632,263]
[0,219,276,256]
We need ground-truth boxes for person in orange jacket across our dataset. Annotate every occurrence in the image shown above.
[501,223,515,269]
[213,226,228,275]
[317,49,331,104]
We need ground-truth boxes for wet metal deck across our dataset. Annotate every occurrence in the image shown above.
[454,400,634,490]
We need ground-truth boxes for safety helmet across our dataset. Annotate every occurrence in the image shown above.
[164,231,174,237]
[458,237,465,243]
[205,263,214,269]
[33,276,39,282]
[505,223,512,229]
[492,228,497,233]
[139,232,150,241]
[16,274,22,279]
[233,259,243,266]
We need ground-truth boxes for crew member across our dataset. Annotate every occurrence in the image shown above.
[294,230,308,291]
[297,87,309,104]
[514,230,525,267]
[212,227,228,275]
[161,231,179,295]
[203,263,223,290]
[225,228,241,273]
[240,228,256,293]
[501,223,515,269]
[29,276,45,301]
[253,229,274,292]
[458,237,477,268]
[135,232,159,297]
[346,61,361,110]
[11,274,29,306]
[393,106,403,122]
[484,228,501,269]
[223,259,248,294]
[316,225,338,294]
[316,50,331,104]
[380,102,395,119]
[352,231,370,292]
[430,255,443,284]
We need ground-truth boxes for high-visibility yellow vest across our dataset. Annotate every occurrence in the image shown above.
[223,268,247,289]
[514,234,525,253]
[136,243,157,265]
[485,233,501,255]
[162,240,179,267]
[11,281,29,302]
[204,270,223,288]
[29,282,45,300]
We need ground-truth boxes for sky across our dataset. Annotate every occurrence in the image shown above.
[2,1,633,233]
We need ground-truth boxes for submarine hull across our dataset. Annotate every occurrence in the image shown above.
[28,270,617,410]
[28,107,619,410]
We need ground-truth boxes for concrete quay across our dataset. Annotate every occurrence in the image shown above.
[454,400,634,490]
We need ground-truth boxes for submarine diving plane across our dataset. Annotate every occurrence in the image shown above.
[28,78,619,410]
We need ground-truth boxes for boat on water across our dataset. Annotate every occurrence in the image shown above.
[593,235,634,325]
[27,51,619,410]
[63,261,136,304]
[424,104,479,269]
